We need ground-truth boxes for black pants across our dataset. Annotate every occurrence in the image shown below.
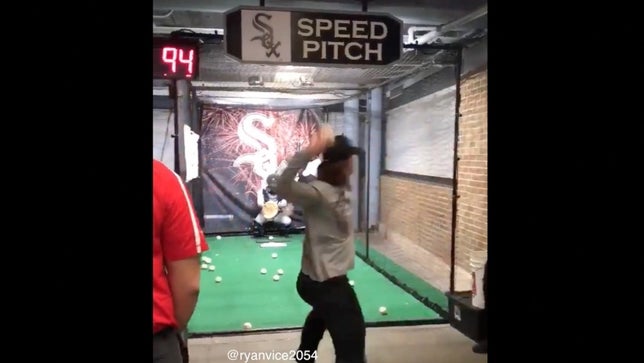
[153,328,187,363]
[483,262,488,308]
[482,262,488,341]
[296,272,366,363]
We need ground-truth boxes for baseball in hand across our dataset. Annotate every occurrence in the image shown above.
[318,124,335,147]
[306,124,335,157]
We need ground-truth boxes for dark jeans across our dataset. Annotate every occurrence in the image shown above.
[482,262,488,342]
[296,272,366,363]
[153,328,186,363]
[483,262,488,314]
[483,262,487,306]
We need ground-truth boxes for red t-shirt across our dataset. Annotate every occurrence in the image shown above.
[153,159,208,333]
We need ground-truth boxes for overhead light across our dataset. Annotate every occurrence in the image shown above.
[248,76,264,86]
[274,72,306,84]
[387,87,403,99]
[299,75,314,87]
[196,90,355,100]
[152,26,225,35]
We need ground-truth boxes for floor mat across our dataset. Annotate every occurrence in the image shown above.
[188,235,443,334]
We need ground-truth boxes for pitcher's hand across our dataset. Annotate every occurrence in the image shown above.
[305,124,335,158]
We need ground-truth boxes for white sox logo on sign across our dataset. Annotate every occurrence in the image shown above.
[240,9,292,63]
[250,13,281,58]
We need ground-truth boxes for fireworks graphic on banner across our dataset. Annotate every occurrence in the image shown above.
[201,107,320,196]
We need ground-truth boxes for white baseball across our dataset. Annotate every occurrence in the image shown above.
[318,124,335,146]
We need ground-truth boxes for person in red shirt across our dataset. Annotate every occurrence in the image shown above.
[153,159,209,363]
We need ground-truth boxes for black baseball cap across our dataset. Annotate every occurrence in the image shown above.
[322,135,363,163]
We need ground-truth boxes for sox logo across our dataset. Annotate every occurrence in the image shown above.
[233,113,279,195]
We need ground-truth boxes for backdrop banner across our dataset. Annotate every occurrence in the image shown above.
[200,106,322,234]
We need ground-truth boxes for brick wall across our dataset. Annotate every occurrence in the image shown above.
[454,69,488,269]
[379,175,453,263]
[379,68,488,271]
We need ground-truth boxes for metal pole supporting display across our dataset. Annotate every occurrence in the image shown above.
[173,80,191,181]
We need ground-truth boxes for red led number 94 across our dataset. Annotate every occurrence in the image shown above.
[161,47,194,77]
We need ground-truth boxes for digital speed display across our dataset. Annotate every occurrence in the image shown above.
[153,37,200,80]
